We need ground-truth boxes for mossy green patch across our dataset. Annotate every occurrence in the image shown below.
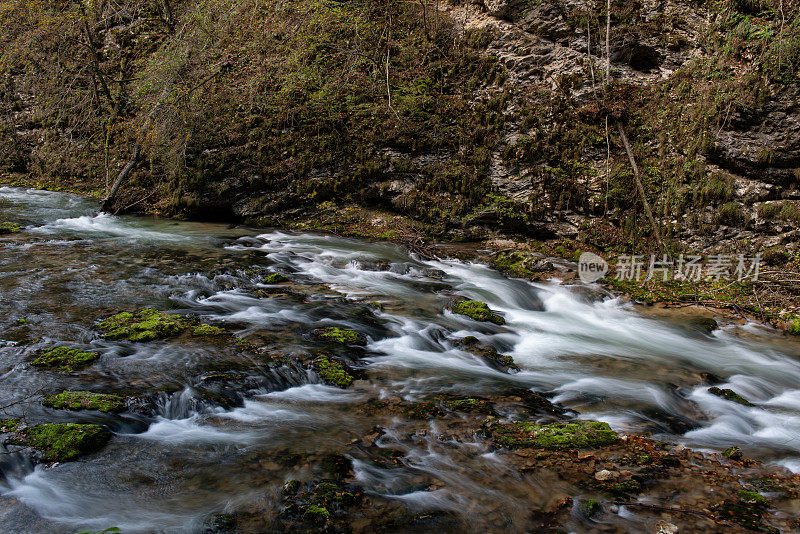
[264,273,290,284]
[442,397,495,415]
[192,323,226,336]
[311,326,366,345]
[32,346,99,371]
[723,446,743,460]
[0,221,22,234]
[737,490,768,506]
[580,498,601,517]
[0,418,21,432]
[8,423,110,462]
[97,308,187,341]
[313,355,354,388]
[611,480,642,495]
[42,391,125,413]
[490,420,618,449]
[450,300,505,325]
[709,387,754,407]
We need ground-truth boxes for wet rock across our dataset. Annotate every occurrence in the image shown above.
[491,250,555,280]
[656,520,679,534]
[7,422,111,462]
[204,512,237,533]
[457,336,518,372]
[32,346,99,371]
[579,498,601,518]
[311,326,367,345]
[448,300,505,325]
[263,272,290,283]
[708,387,754,407]
[0,221,22,234]
[42,391,126,413]
[487,420,618,449]
[610,480,642,495]
[594,469,617,481]
[723,446,744,460]
[441,396,496,415]
[313,355,354,388]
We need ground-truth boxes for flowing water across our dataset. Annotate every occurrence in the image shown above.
[1,187,800,532]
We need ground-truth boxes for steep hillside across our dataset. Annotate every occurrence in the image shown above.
[2,0,800,325]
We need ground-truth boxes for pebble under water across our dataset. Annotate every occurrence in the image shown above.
[1,187,800,533]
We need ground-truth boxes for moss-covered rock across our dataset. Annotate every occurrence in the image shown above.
[192,323,226,336]
[709,387,754,407]
[97,308,187,341]
[0,418,21,433]
[0,221,22,234]
[580,498,601,518]
[611,480,642,495]
[450,300,505,325]
[723,445,743,460]
[32,346,99,371]
[264,273,290,283]
[42,391,126,413]
[489,420,618,449]
[491,251,553,279]
[311,326,366,345]
[442,397,495,415]
[737,490,768,506]
[8,422,111,462]
[313,355,354,388]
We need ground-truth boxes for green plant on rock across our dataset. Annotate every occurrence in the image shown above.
[42,391,126,413]
[0,418,21,432]
[32,347,99,371]
[490,420,618,449]
[193,324,226,336]
[450,300,505,325]
[311,326,366,345]
[0,221,22,234]
[8,423,111,462]
[97,308,188,341]
[263,273,290,284]
[709,387,754,406]
[313,355,354,388]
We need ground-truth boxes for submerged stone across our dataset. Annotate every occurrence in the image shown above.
[442,397,495,415]
[709,387,754,407]
[42,391,126,413]
[32,346,99,371]
[8,422,111,462]
[489,420,618,449]
[97,308,187,341]
[457,336,518,372]
[311,326,366,345]
[450,300,505,325]
[580,498,601,518]
[313,355,354,388]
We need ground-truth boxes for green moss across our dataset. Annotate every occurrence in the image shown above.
[611,480,642,495]
[723,446,743,460]
[313,355,354,388]
[491,420,618,449]
[8,423,110,462]
[192,323,225,336]
[709,387,754,407]
[451,300,505,325]
[442,397,494,414]
[311,326,366,345]
[32,346,99,371]
[581,498,601,517]
[42,391,125,413]
[264,273,290,283]
[787,315,800,335]
[0,418,21,432]
[737,490,768,505]
[0,221,22,234]
[97,308,187,341]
